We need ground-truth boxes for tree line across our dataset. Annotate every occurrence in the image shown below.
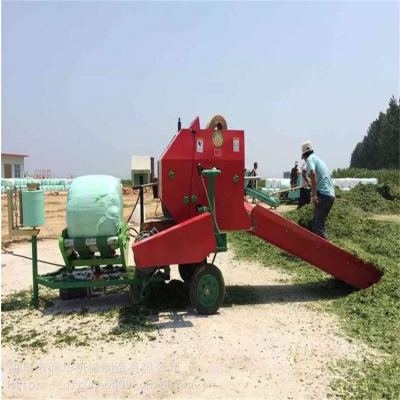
[350,96,399,169]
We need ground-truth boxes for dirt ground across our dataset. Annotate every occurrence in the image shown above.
[1,195,369,399]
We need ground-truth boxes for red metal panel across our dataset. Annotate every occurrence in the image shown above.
[159,129,194,223]
[132,213,216,268]
[158,117,250,230]
[189,116,200,132]
[250,205,382,289]
[189,129,250,231]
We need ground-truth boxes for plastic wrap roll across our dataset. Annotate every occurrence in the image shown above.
[21,190,45,227]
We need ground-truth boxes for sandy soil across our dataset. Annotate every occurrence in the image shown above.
[1,195,372,399]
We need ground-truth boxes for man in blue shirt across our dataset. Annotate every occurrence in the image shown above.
[302,141,335,240]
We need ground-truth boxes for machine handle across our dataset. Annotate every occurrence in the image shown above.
[132,182,158,190]
[202,168,221,178]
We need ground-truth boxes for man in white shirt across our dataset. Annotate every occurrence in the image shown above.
[248,162,258,203]
[297,158,311,209]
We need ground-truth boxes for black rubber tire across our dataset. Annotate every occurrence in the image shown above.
[178,263,200,282]
[128,284,141,305]
[189,264,225,315]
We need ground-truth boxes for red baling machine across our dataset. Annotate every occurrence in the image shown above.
[131,116,382,314]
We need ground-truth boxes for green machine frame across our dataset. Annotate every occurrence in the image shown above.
[33,222,141,305]
[8,171,229,309]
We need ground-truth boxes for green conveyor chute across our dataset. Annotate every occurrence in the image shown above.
[245,187,280,208]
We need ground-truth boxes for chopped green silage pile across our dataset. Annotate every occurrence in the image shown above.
[230,180,400,399]
[340,182,400,214]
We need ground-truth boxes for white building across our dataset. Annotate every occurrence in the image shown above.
[131,156,154,186]
[1,153,28,178]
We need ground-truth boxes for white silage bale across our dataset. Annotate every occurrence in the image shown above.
[349,178,359,189]
[261,188,269,195]
[360,178,368,185]
[335,179,343,188]
[279,179,291,190]
[341,179,350,189]
[369,178,378,185]
[261,188,274,195]
[271,179,280,189]
[342,187,351,192]
[6,179,15,188]
[265,179,273,189]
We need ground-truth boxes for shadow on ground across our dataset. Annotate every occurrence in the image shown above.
[2,278,355,336]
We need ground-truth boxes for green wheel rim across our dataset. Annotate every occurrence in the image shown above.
[197,274,219,307]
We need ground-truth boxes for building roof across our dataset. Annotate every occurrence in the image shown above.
[1,153,29,158]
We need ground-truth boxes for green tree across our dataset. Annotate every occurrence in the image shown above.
[350,142,365,168]
[350,96,400,169]
[382,96,400,169]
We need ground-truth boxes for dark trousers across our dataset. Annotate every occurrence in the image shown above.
[313,192,335,240]
[297,188,310,209]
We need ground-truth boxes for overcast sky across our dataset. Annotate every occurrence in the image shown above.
[2,1,399,179]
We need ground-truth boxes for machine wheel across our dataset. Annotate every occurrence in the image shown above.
[178,263,200,282]
[189,264,225,315]
[141,284,153,307]
[59,288,87,301]
[161,203,173,219]
[128,284,141,305]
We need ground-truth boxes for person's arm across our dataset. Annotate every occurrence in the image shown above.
[306,157,318,204]
[310,170,318,204]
